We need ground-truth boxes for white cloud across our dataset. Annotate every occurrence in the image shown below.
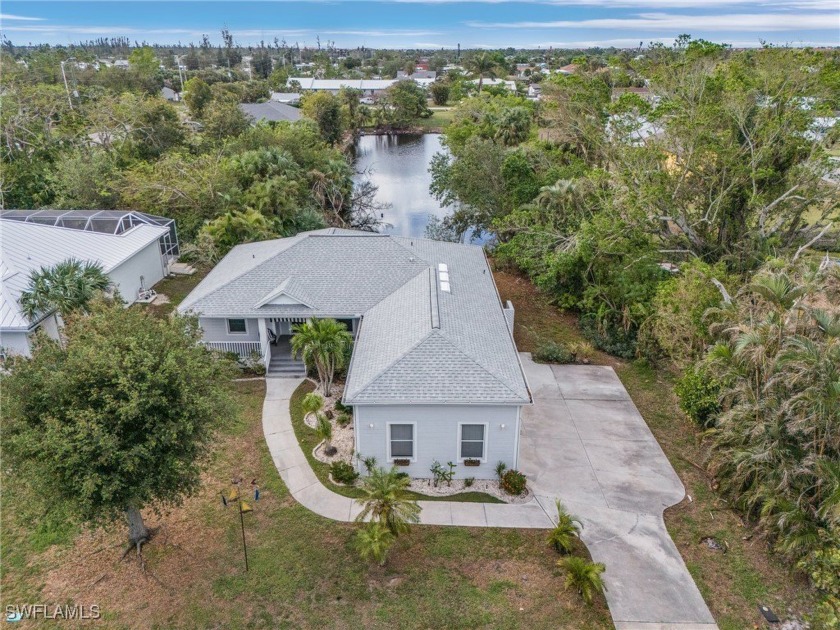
[0,13,46,21]
[467,11,837,31]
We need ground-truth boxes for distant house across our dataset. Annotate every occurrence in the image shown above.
[472,77,517,92]
[397,70,437,80]
[270,92,302,105]
[161,86,180,102]
[239,101,302,123]
[0,210,179,357]
[178,229,532,480]
[558,64,579,75]
[527,84,542,100]
[113,59,130,69]
[289,77,398,96]
[611,86,655,103]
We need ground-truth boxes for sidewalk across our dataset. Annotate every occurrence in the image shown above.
[261,377,556,528]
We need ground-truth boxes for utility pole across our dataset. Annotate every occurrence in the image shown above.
[60,59,74,110]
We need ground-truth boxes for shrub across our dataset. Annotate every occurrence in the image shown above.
[580,313,638,359]
[675,367,721,428]
[559,556,606,605]
[335,400,352,414]
[495,461,507,479]
[534,341,575,364]
[464,477,475,487]
[240,350,266,375]
[394,471,409,481]
[336,412,352,427]
[330,461,359,485]
[430,460,456,487]
[500,469,527,496]
[429,82,450,106]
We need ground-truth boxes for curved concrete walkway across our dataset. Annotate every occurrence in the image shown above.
[262,377,555,528]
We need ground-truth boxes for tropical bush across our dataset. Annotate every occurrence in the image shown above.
[674,367,721,428]
[534,341,575,364]
[355,467,421,536]
[291,318,353,396]
[500,469,527,496]
[559,556,606,605]
[330,461,359,485]
[548,500,582,555]
[697,262,840,601]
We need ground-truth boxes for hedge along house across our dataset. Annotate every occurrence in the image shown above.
[178,228,532,479]
[0,210,179,358]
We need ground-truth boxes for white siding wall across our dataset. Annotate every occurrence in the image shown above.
[354,404,521,480]
[0,330,32,357]
[108,240,166,305]
[200,317,261,342]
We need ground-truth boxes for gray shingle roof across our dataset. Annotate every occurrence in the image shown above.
[239,101,302,123]
[179,229,530,405]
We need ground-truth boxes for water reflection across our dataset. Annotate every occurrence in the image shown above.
[353,133,452,239]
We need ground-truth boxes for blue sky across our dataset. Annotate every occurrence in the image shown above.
[1,1,838,49]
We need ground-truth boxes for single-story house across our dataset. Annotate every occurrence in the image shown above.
[239,101,302,124]
[161,86,181,102]
[178,228,532,479]
[0,210,179,357]
[289,77,399,96]
[270,92,302,105]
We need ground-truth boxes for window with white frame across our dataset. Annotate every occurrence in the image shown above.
[227,318,247,334]
[389,424,414,459]
[459,424,486,460]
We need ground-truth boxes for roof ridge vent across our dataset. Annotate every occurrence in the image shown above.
[429,267,440,329]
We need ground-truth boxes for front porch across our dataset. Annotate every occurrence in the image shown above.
[201,315,356,377]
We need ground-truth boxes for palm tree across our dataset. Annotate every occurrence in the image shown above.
[559,556,606,605]
[301,391,324,425]
[354,522,395,566]
[465,52,500,93]
[19,258,111,321]
[547,500,582,554]
[355,467,421,536]
[291,318,353,397]
[315,413,334,454]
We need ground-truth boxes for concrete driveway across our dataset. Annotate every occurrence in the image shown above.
[518,354,717,630]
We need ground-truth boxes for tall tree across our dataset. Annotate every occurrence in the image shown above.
[290,318,352,396]
[2,301,235,546]
[465,52,501,93]
[19,258,111,321]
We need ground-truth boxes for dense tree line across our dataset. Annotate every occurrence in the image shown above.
[0,47,384,252]
[431,38,840,620]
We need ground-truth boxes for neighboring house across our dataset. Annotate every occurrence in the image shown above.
[239,101,302,124]
[288,77,398,96]
[0,210,179,357]
[178,228,532,479]
[270,92,302,105]
[470,77,517,92]
[161,86,180,102]
[397,70,437,80]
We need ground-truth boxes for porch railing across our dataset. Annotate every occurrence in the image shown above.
[203,341,261,356]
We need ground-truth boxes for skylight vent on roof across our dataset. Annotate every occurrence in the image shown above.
[440,281,451,292]
[439,271,449,282]
[438,263,448,272]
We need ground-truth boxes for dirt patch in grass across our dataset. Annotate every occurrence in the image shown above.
[493,263,818,629]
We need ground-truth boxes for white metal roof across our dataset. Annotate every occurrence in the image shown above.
[0,219,168,331]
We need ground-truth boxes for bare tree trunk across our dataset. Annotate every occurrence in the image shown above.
[126,506,149,544]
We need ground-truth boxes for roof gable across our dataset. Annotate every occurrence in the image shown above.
[254,277,315,308]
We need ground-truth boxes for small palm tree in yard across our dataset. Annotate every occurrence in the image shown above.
[355,467,421,536]
[547,500,582,555]
[315,413,335,455]
[355,522,395,566]
[291,318,352,397]
[301,391,324,425]
[559,556,606,605]
[19,258,111,320]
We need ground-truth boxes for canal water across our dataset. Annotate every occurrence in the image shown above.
[353,133,453,239]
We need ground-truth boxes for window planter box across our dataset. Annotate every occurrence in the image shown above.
[463,459,481,467]
[393,458,411,467]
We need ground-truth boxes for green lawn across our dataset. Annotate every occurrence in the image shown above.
[290,379,504,504]
[2,379,610,629]
[415,108,456,131]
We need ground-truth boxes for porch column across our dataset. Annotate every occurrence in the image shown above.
[258,318,270,366]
